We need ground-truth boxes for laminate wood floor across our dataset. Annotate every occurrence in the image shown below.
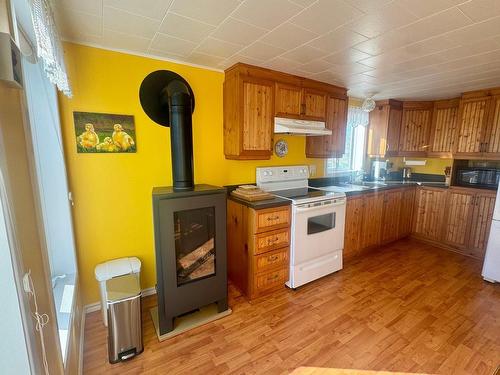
[83,239,500,374]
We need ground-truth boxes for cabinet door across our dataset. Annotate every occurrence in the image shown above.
[344,196,364,260]
[484,95,500,157]
[367,104,389,157]
[302,88,327,121]
[275,82,302,118]
[306,95,347,158]
[361,194,384,249]
[443,190,474,250]
[386,106,403,156]
[413,187,446,241]
[381,190,402,244]
[241,77,274,157]
[399,187,415,238]
[455,97,490,156]
[399,104,433,155]
[468,193,496,259]
[429,99,459,157]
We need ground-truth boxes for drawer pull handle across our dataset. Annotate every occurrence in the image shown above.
[266,216,280,221]
[267,274,279,282]
[268,255,279,262]
[267,237,280,244]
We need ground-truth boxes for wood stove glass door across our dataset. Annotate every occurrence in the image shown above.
[174,206,216,285]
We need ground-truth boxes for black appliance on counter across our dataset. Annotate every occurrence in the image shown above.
[140,71,227,335]
[452,160,500,190]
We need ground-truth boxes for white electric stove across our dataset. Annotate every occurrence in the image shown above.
[256,166,346,288]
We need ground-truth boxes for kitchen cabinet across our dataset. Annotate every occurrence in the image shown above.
[381,189,402,244]
[455,95,490,157]
[360,193,385,249]
[468,192,496,258]
[399,101,433,156]
[412,186,447,241]
[344,195,364,260]
[399,187,415,238]
[223,63,347,160]
[443,189,475,249]
[224,73,274,159]
[306,94,348,158]
[428,98,459,157]
[484,94,500,158]
[227,199,291,300]
[367,100,403,157]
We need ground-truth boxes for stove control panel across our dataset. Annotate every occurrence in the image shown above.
[257,165,309,183]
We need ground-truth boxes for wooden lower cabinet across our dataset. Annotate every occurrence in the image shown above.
[381,189,402,243]
[227,199,290,299]
[344,195,364,259]
[443,189,474,249]
[413,187,447,240]
[361,193,385,248]
[399,187,415,237]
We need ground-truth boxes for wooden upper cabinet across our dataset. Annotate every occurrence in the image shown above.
[399,101,433,156]
[224,73,274,159]
[484,94,500,157]
[367,100,402,157]
[275,82,302,118]
[429,98,459,157]
[306,95,348,158]
[455,95,490,156]
[302,88,327,120]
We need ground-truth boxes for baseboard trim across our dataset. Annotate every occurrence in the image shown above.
[84,286,157,314]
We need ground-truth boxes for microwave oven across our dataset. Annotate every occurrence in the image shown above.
[454,167,500,189]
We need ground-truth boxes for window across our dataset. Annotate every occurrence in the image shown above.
[325,106,369,175]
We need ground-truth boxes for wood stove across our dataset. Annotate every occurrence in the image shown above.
[152,185,227,334]
[140,70,228,335]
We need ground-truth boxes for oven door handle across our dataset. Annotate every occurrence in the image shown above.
[295,200,345,213]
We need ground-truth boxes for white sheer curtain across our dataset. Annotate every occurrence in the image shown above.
[29,0,72,96]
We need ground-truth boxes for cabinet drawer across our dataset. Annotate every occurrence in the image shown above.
[254,228,290,255]
[253,206,290,233]
[253,247,289,274]
[254,268,288,293]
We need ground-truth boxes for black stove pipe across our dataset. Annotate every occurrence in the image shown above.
[139,70,196,192]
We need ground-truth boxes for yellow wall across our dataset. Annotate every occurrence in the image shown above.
[388,157,453,175]
[58,43,325,304]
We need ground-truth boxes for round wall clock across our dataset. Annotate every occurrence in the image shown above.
[274,139,288,158]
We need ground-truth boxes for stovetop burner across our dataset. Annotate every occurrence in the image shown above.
[271,187,344,204]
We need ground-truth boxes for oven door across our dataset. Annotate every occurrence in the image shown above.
[291,199,345,266]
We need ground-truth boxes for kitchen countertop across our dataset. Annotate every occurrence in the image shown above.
[225,185,291,209]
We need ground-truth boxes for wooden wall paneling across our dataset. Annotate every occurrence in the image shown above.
[443,189,474,250]
[429,98,459,157]
[344,196,364,260]
[381,189,402,244]
[275,82,302,118]
[468,192,496,259]
[361,193,384,249]
[455,96,490,157]
[306,95,347,158]
[399,187,415,238]
[399,102,433,156]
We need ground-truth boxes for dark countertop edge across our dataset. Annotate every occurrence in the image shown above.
[225,184,291,209]
[341,182,449,197]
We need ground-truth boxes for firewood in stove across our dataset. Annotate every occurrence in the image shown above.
[188,254,215,280]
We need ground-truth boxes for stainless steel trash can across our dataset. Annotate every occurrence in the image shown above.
[106,273,143,363]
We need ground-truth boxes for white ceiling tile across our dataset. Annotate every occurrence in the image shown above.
[438,38,500,60]
[169,0,241,26]
[281,45,328,63]
[396,0,469,18]
[150,33,198,56]
[159,12,215,43]
[262,57,301,73]
[328,62,373,75]
[459,0,500,22]
[239,42,286,61]
[100,28,151,53]
[211,18,267,45]
[103,0,172,20]
[311,70,344,85]
[298,59,331,73]
[232,0,303,30]
[261,22,317,50]
[196,37,243,58]
[149,48,186,61]
[55,8,102,39]
[307,27,368,53]
[445,16,500,45]
[219,54,262,69]
[103,6,160,39]
[323,49,372,64]
[186,52,225,66]
[347,3,417,39]
[343,0,393,13]
[53,0,102,16]
[288,0,317,7]
[290,0,363,34]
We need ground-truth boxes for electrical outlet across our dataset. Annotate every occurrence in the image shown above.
[309,164,317,177]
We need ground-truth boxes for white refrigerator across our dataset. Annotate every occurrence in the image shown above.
[482,188,500,283]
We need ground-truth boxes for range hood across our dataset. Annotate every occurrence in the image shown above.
[274,117,331,136]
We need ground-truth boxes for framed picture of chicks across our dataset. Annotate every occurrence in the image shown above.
[73,111,137,153]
